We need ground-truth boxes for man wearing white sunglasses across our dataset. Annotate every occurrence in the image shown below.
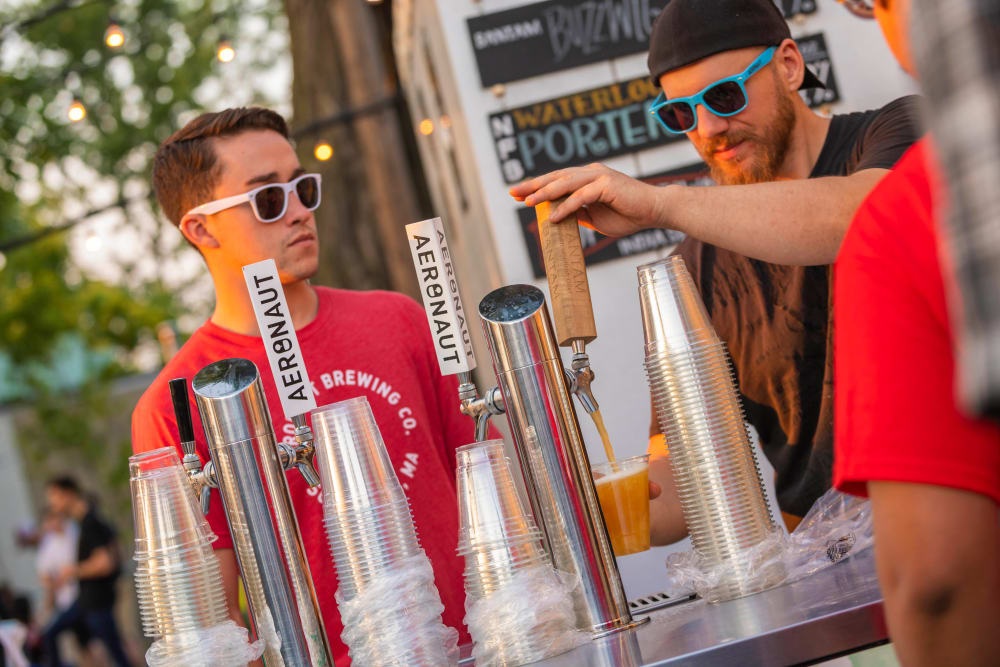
[511,0,922,542]
[131,107,482,664]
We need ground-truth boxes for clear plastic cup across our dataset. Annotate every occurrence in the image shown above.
[456,440,541,551]
[637,256,720,354]
[130,448,216,560]
[311,397,407,514]
[592,455,651,556]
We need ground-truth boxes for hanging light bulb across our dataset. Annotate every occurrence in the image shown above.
[104,23,125,48]
[313,141,333,161]
[68,102,86,122]
[418,118,434,136]
[84,232,102,252]
[216,40,236,63]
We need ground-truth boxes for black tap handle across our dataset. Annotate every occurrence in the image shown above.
[168,378,196,448]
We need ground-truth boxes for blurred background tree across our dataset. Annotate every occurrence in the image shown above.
[0,0,428,514]
[0,0,289,507]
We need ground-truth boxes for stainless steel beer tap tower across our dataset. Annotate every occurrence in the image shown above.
[191,359,331,667]
[406,217,645,638]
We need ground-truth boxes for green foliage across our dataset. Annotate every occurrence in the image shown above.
[0,0,286,502]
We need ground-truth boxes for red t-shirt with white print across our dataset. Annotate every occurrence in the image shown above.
[131,286,487,664]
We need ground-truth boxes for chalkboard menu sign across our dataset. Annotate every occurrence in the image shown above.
[467,0,818,88]
[516,162,711,278]
[796,33,841,108]
[490,76,683,184]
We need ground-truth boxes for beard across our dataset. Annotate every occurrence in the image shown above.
[700,86,797,186]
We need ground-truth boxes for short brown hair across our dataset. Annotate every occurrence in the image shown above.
[152,107,290,227]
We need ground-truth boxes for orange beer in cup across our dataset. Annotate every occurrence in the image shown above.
[592,454,650,556]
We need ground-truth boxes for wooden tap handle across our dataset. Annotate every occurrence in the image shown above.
[535,198,597,347]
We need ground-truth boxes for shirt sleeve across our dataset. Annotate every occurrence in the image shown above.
[850,95,925,172]
[834,144,1000,505]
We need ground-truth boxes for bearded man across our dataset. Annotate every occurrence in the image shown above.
[510,0,921,541]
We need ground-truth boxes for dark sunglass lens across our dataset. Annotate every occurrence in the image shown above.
[657,102,695,132]
[296,176,320,209]
[254,185,286,221]
[704,81,747,115]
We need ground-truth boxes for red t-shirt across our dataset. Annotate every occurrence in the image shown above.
[834,139,1000,504]
[131,286,483,664]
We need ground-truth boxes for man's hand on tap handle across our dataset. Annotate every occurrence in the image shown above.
[509,163,664,238]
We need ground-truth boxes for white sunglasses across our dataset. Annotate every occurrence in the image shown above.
[185,173,322,223]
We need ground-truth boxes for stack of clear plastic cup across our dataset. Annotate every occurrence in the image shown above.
[457,440,587,666]
[130,447,260,666]
[311,397,458,666]
[638,257,785,603]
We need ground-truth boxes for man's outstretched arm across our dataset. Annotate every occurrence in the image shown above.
[510,163,887,266]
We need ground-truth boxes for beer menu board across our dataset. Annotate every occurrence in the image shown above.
[467,0,818,87]
[490,32,840,185]
[516,162,711,278]
[491,77,684,185]
[796,33,841,108]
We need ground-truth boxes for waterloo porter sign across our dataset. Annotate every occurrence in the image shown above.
[490,32,840,185]
[467,0,817,87]
[516,162,712,278]
[490,76,683,184]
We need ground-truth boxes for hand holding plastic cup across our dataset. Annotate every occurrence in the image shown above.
[592,455,651,556]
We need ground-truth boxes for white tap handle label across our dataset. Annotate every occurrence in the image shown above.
[242,259,317,419]
[405,218,476,375]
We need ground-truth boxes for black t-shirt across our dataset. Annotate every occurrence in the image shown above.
[77,507,120,610]
[675,96,923,517]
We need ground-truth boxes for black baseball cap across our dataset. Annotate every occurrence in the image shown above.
[647,0,825,90]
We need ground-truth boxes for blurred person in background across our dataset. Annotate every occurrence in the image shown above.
[510,0,922,540]
[909,0,1000,423]
[43,477,130,667]
[131,107,494,664]
[36,512,91,666]
[0,596,32,667]
[833,0,1000,664]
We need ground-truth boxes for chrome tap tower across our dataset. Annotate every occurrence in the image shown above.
[406,217,644,637]
[192,359,331,666]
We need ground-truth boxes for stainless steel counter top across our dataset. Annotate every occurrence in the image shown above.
[535,547,886,666]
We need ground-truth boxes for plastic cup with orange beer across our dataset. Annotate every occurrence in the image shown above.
[592,454,651,556]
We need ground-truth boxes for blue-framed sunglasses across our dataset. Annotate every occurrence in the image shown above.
[649,46,777,134]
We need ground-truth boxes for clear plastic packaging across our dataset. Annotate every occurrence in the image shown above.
[144,620,264,667]
[335,553,459,667]
[464,564,589,667]
[663,488,874,601]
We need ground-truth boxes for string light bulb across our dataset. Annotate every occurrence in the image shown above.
[68,102,86,122]
[216,40,236,63]
[84,232,102,252]
[104,23,125,48]
[418,118,434,136]
[313,142,333,161]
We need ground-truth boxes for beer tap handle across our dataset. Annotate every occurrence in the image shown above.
[169,378,198,459]
[169,377,212,514]
[535,198,597,349]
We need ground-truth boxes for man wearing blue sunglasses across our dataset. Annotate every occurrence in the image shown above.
[511,0,921,542]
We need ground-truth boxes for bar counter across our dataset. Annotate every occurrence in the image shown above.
[531,547,886,666]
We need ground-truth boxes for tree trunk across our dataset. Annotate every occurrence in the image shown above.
[283,0,422,300]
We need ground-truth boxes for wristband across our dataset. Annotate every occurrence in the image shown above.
[648,433,668,459]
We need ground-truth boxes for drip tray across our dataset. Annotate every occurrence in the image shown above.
[629,591,696,616]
